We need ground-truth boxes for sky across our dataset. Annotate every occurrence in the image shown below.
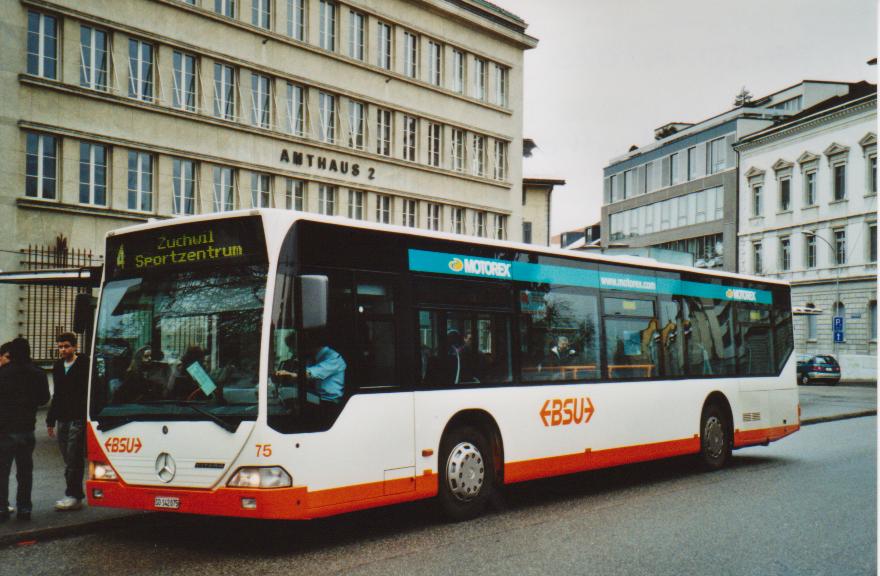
[498,0,878,237]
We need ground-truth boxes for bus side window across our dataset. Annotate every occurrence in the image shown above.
[736,300,773,376]
[419,309,511,386]
[659,298,686,377]
[353,277,396,388]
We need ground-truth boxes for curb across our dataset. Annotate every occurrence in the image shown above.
[801,410,877,426]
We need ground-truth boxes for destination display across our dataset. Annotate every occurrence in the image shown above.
[408,248,773,304]
[106,216,267,279]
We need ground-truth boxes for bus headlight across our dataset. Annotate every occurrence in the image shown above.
[227,467,292,488]
[89,461,118,481]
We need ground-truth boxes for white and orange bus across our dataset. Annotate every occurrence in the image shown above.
[85,210,798,521]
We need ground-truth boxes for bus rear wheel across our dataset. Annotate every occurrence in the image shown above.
[439,426,494,521]
[700,404,731,471]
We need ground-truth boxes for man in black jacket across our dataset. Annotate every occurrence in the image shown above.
[0,338,50,522]
[46,332,90,512]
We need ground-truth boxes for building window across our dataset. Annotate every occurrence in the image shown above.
[494,141,507,180]
[752,185,762,217]
[427,123,442,168]
[804,170,817,205]
[287,178,305,210]
[402,199,417,227]
[347,189,363,219]
[780,237,790,271]
[319,0,336,51]
[833,162,846,200]
[402,115,417,162]
[779,177,791,211]
[451,129,465,172]
[427,203,441,231]
[609,174,619,202]
[348,100,365,149]
[286,82,305,136]
[79,142,107,206]
[251,172,271,208]
[806,302,818,340]
[172,51,197,112]
[753,242,762,274]
[128,39,154,102]
[869,223,877,263]
[428,41,442,86]
[287,0,305,40]
[213,63,236,120]
[212,166,235,212]
[252,0,270,29]
[493,64,508,107]
[494,214,506,240]
[403,31,418,78]
[868,154,877,196]
[474,211,487,237]
[687,146,696,181]
[376,22,392,70]
[27,11,58,79]
[25,132,56,199]
[834,228,846,264]
[318,184,336,215]
[669,153,678,186]
[347,10,365,60]
[623,169,633,199]
[453,49,465,94]
[318,92,335,143]
[80,25,108,91]
[451,207,464,234]
[805,234,816,268]
[522,221,532,244]
[770,95,802,113]
[172,158,196,215]
[376,108,391,156]
[473,57,486,100]
[215,0,235,18]
[127,151,152,212]
[870,300,877,341]
[376,194,391,223]
[251,73,271,128]
[707,137,725,174]
[472,134,485,177]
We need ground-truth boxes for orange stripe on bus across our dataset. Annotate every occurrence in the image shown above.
[733,424,799,448]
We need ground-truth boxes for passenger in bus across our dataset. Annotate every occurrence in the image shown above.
[167,345,209,400]
[442,330,478,385]
[114,346,163,403]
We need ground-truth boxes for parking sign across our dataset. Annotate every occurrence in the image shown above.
[833,316,844,331]
[834,331,845,343]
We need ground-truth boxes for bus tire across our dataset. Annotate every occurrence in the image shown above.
[700,403,731,471]
[439,425,494,522]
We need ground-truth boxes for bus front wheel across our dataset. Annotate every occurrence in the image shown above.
[439,426,494,521]
[700,404,732,471]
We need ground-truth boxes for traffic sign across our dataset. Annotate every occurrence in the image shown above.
[834,331,845,343]
[833,316,844,331]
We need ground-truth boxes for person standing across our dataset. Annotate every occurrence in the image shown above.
[0,338,50,522]
[46,332,90,511]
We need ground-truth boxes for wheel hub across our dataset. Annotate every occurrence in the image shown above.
[704,415,725,459]
[445,441,485,502]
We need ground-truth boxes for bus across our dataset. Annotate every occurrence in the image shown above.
[85,210,798,521]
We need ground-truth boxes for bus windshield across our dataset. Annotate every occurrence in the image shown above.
[90,264,267,429]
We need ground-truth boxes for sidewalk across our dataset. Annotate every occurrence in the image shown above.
[1,384,876,547]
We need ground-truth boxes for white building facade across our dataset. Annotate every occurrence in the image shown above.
[736,81,876,381]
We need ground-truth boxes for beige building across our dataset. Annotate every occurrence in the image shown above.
[0,0,538,357]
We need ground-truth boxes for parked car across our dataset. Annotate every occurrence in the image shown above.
[796,354,841,385]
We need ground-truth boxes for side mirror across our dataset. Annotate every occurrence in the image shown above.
[296,275,328,330]
[73,292,97,334]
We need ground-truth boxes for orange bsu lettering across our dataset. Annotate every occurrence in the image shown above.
[540,397,595,427]
[104,436,142,453]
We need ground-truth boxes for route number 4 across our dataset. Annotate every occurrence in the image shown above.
[255,444,273,457]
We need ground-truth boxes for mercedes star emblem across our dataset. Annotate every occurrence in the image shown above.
[155,452,176,483]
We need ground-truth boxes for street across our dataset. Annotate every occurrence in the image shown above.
[0,415,874,576]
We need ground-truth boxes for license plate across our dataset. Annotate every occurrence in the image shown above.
[154,496,180,509]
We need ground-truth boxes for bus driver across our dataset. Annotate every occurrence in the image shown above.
[275,330,346,419]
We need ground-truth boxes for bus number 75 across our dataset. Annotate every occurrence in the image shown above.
[255,444,272,457]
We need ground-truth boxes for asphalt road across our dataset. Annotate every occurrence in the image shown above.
[0,416,875,576]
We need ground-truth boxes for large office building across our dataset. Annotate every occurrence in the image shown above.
[600,82,865,272]
[1,0,538,359]
[736,81,876,380]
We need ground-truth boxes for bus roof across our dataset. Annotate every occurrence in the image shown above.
[107,209,790,288]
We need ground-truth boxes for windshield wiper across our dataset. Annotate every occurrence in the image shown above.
[96,416,138,432]
[184,403,239,433]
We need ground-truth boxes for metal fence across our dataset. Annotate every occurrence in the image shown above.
[19,236,96,363]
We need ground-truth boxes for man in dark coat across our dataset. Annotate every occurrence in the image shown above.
[46,332,90,511]
[0,338,50,521]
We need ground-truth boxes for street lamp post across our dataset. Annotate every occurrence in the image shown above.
[804,230,841,355]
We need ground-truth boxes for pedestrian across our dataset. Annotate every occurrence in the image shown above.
[0,341,11,368]
[46,332,90,512]
[0,338,50,522]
